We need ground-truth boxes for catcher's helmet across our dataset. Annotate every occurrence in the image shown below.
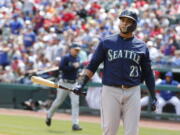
[119,9,138,32]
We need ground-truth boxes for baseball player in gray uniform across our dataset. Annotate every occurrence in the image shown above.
[73,9,157,135]
[46,44,82,131]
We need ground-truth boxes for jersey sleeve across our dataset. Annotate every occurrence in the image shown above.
[173,80,179,86]
[87,41,105,73]
[141,47,155,92]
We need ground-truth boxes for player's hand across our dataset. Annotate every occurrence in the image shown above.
[73,74,89,96]
[150,96,157,111]
[73,83,84,95]
[73,62,80,68]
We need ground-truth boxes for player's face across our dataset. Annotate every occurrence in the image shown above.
[166,76,171,82]
[119,17,134,34]
[70,48,80,57]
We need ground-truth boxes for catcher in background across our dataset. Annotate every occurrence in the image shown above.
[46,43,82,131]
[73,9,157,135]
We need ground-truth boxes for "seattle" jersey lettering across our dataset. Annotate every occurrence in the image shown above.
[107,49,140,64]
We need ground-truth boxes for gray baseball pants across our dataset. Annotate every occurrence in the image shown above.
[101,85,141,135]
[47,80,80,125]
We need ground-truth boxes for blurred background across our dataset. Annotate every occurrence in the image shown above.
[0,0,179,121]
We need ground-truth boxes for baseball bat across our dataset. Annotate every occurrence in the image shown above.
[31,76,86,96]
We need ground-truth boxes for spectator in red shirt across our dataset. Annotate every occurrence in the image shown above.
[88,2,101,17]
[43,13,54,30]
[52,13,61,25]
[150,25,163,38]
[33,11,44,33]
[62,9,76,23]
[135,0,148,8]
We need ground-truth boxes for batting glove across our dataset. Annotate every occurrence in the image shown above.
[73,75,89,96]
[73,83,83,95]
[150,96,157,111]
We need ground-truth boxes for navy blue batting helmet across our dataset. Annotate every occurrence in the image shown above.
[70,43,81,50]
[119,9,138,32]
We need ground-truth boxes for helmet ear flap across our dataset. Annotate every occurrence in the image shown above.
[127,21,137,32]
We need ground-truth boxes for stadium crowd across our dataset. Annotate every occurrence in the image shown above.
[0,0,180,84]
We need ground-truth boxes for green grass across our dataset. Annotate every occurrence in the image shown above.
[0,114,179,135]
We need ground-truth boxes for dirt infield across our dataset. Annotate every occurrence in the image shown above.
[0,108,179,131]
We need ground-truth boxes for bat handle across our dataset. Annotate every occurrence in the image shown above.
[58,85,87,96]
[79,92,87,96]
[73,90,87,96]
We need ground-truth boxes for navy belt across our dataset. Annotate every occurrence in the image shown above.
[63,79,76,83]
